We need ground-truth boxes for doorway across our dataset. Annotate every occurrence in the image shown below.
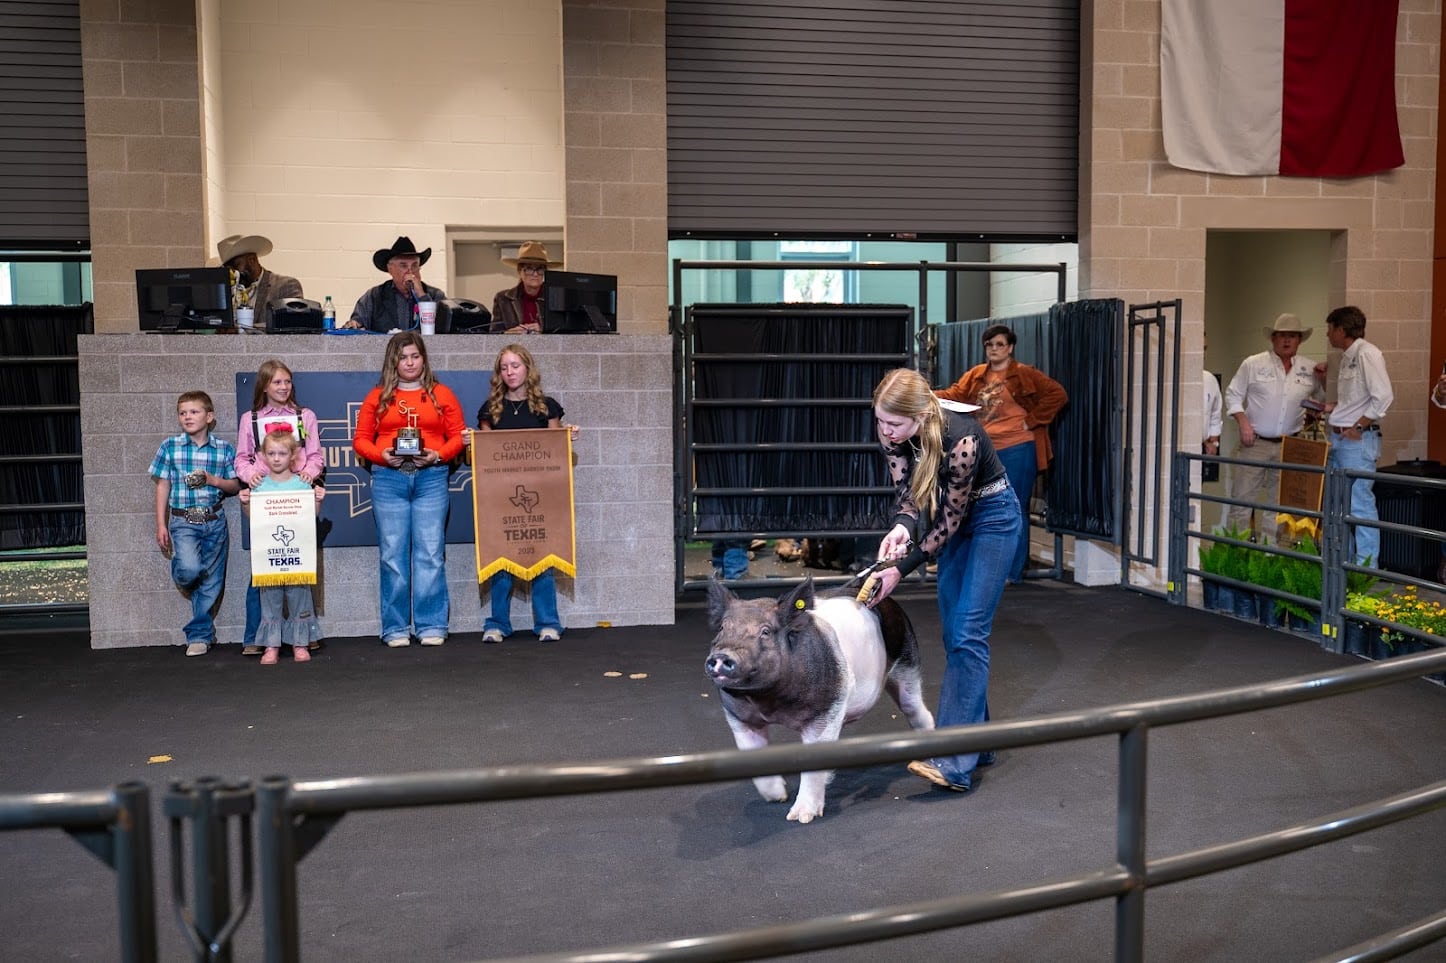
[1201,229,1334,534]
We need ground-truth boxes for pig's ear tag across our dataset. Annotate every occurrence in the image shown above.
[794,599,806,610]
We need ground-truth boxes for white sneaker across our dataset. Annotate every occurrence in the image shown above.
[385,637,411,648]
[420,636,445,646]
[482,629,504,643]
[185,642,210,657]
[538,628,561,642]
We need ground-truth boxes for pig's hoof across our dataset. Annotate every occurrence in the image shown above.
[755,776,787,802]
[787,805,822,824]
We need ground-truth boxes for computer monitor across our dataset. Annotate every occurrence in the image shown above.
[543,271,617,333]
[135,267,233,332]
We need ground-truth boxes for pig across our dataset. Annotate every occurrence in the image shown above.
[704,575,935,823]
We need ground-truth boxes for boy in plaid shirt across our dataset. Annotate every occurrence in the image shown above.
[149,391,242,655]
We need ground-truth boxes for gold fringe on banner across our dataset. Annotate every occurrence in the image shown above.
[476,553,577,583]
[252,572,317,587]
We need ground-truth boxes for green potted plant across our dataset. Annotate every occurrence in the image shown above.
[1273,536,1322,637]
[1198,526,1253,616]
[1247,548,1287,629]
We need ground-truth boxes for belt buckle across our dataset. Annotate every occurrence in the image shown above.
[398,460,418,474]
[183,506,209,524]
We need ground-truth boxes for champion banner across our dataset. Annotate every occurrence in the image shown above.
[249,489,319,587]
[1161,0,1403,177]
[471,428,576,582]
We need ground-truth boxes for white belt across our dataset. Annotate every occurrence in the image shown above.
[974,477,1009,500]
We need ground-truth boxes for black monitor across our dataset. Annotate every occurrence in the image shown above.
[135,267,233,332]
[543,271,617,333]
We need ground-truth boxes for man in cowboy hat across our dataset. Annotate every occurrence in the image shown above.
[1222,312,1324,541]
[346,236,446,332]
[216,234,303,331]
[489,240,562,334]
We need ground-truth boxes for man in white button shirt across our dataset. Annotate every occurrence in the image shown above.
[1318,306,1394,567]
[1223,313,1322,540]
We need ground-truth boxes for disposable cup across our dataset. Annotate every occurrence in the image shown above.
[417,301,437,335]
[235,306,255,329]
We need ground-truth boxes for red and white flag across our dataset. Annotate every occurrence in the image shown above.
[1161,0,1403,178]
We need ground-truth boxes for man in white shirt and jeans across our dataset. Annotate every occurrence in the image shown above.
[1223,313,1321,541]
[1318,306,1394,567]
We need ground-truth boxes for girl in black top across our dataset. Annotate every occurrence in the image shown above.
[867,368,1020,794]
[476,344,578,642]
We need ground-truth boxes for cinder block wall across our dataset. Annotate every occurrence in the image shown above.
[80,334,675,648]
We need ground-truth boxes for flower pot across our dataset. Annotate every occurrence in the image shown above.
[1342,619,1371,655]
[1201,580,1220,612]
[1289,611,1322,639]
[1260,601,1286,630]
[1231,589,1259,622]
[1215,584,1237,614]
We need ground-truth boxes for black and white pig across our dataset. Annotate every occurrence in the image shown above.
[704,575,935,823]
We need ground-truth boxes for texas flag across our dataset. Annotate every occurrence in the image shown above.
[1161,0,1404,178]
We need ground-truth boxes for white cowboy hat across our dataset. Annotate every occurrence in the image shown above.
[216,234,272,264]
[1263,312,1312,341]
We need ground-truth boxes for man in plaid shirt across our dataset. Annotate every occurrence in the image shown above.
[149,391,241,656]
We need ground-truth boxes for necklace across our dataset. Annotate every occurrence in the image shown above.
[509,398,526,416]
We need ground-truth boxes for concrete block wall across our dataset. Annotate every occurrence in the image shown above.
[80,333,675,649]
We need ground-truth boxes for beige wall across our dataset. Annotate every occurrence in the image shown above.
[208,1,565,320]
[1081,0,1440,586]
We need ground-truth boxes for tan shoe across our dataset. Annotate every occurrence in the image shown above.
[907,759,974,793]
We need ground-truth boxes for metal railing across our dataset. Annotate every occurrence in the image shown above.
[0,781,157,962]
[5,647,1445,961]
[1171,450,1446,653]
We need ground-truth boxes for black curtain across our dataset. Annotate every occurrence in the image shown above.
[1044,299,1121,540]
[935,311,1051,386]
[689,304,911,533]
[0,304,91,549]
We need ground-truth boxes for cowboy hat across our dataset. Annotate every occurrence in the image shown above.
[501,240,562,268]
[216,234,272,265]
[1263,312,1312,341]
[373,236,432,272]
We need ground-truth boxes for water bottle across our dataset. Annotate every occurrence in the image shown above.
[322,296,335,331]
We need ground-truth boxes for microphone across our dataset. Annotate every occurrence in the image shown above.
[406,278,421,328]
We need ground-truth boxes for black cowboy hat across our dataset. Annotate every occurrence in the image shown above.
[373,236,432,272]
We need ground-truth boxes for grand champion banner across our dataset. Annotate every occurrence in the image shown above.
[249,489,319,587]
[471,428,576,582]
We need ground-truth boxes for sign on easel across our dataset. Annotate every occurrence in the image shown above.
[1276,435,1330,542]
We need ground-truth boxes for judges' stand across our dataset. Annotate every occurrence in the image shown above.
[79,332,674,648]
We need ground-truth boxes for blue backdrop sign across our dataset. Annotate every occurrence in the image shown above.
[236,370,491,548]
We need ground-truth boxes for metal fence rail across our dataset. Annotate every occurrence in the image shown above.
[253,648,1446,963]
[0,781,157,962]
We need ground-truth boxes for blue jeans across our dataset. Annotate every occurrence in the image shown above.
[995,441,1037,582]
[168,515,229,644]
[928,485,1021,786]
[485,568,562,637]
[1328,432,1382,567]
[710,540,749,579]
[371,465,451,642]
[243,582,261,646]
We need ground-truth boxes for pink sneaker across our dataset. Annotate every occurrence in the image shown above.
[292,645,311,663]
[260,648,279,665]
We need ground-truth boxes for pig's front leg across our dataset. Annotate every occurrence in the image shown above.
[724,711,787,802]
[788,704,849,824]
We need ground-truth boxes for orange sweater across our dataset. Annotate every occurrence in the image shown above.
[353,384,467,466]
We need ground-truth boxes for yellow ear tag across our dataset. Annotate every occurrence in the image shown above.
[795,599,806,610]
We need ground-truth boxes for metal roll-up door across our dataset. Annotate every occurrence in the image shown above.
[0,0,89,248]
[666,0,1079,240]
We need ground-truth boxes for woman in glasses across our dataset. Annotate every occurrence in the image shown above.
[490,241,562,335]
[936,324,1068,584]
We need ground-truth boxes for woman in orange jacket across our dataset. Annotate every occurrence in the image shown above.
[935,324,1068,582]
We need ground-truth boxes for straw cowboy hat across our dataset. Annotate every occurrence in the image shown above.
[216,234,272,264]
[372,236,432,272]
[1263,312,1312,341]
[502,240,562,268]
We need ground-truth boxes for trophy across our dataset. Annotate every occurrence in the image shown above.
[394,401,422,469]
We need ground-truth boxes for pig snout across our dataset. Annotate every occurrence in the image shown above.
[705,650,740,682]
